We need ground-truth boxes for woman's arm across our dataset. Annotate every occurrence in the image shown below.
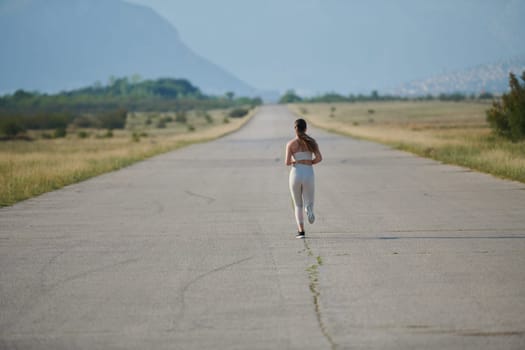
[312,146,323,165]
[285,142,294,166]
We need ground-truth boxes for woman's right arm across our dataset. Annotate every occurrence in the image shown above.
[285,142,294,166]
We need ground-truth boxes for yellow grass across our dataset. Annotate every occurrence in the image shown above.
[289,101,525,183]
[0,108,255,206]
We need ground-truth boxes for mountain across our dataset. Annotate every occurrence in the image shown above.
[389,55,525,97]
[0,0,261,97]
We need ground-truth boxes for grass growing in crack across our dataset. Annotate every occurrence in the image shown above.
[307,264,320,295]
[302,240,337,349]
[306,264,319,280]
[317,255,323,265]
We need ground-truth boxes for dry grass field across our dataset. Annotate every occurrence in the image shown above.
[289,101,525,183]
[0,108,255,206]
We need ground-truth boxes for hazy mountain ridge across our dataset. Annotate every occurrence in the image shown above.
[390,56,525,96]
[0,0,263,97]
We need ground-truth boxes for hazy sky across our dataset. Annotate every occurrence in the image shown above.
[126,0,525,95]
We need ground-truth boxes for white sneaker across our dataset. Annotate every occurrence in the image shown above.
[306,204,315,224]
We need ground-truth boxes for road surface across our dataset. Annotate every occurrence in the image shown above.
[1,105,524,349]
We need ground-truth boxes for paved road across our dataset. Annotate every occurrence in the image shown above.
[1,105,524,349]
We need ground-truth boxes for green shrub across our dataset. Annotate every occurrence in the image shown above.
[223,117,230,124]
[157,116,172,128]
[487,71,525,141]
[77,131,89,139]
[54,127,67,138]
[228,108,249,118]
[0,120,26,137]
[72,115,100,128]
[175,111,187,123]
[156,119,167,128]
[98,108,127,129]
[132,131,140,142]
[187,124,195,132]
[105,129,113,138]
[23,112,70,130]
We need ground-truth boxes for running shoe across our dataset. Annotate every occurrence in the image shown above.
[296,231,305,239]
[306,204,315,224]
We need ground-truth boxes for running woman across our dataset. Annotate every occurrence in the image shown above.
[285,118,323,238]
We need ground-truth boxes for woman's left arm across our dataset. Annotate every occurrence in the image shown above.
[312,147,323,165]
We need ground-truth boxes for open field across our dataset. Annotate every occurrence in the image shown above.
[289,101,525,183]
[0,108,255,206]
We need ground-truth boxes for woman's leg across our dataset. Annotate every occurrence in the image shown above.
[303,171,315,224]
[289,169,305,232]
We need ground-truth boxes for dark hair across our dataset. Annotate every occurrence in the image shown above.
[294,118,318,153]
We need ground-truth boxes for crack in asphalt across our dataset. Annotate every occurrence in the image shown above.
[303,239,337,350]
[184,190,216,204]
[170,256,254,332]
[44,257,142,291]
[0,255,142,333]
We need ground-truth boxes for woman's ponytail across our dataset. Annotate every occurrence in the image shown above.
[295,119,318,153]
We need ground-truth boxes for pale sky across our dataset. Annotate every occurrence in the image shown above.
[126,0,525,94]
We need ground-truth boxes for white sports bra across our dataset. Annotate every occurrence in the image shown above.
[293,151,313,161]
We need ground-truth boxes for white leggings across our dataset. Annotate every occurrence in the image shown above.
[289,164,315,226]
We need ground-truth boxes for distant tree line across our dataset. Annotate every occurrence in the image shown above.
[0,77,262,138]
[278,89,497,104]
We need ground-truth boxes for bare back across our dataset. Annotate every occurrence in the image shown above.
[285,138,322,166]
